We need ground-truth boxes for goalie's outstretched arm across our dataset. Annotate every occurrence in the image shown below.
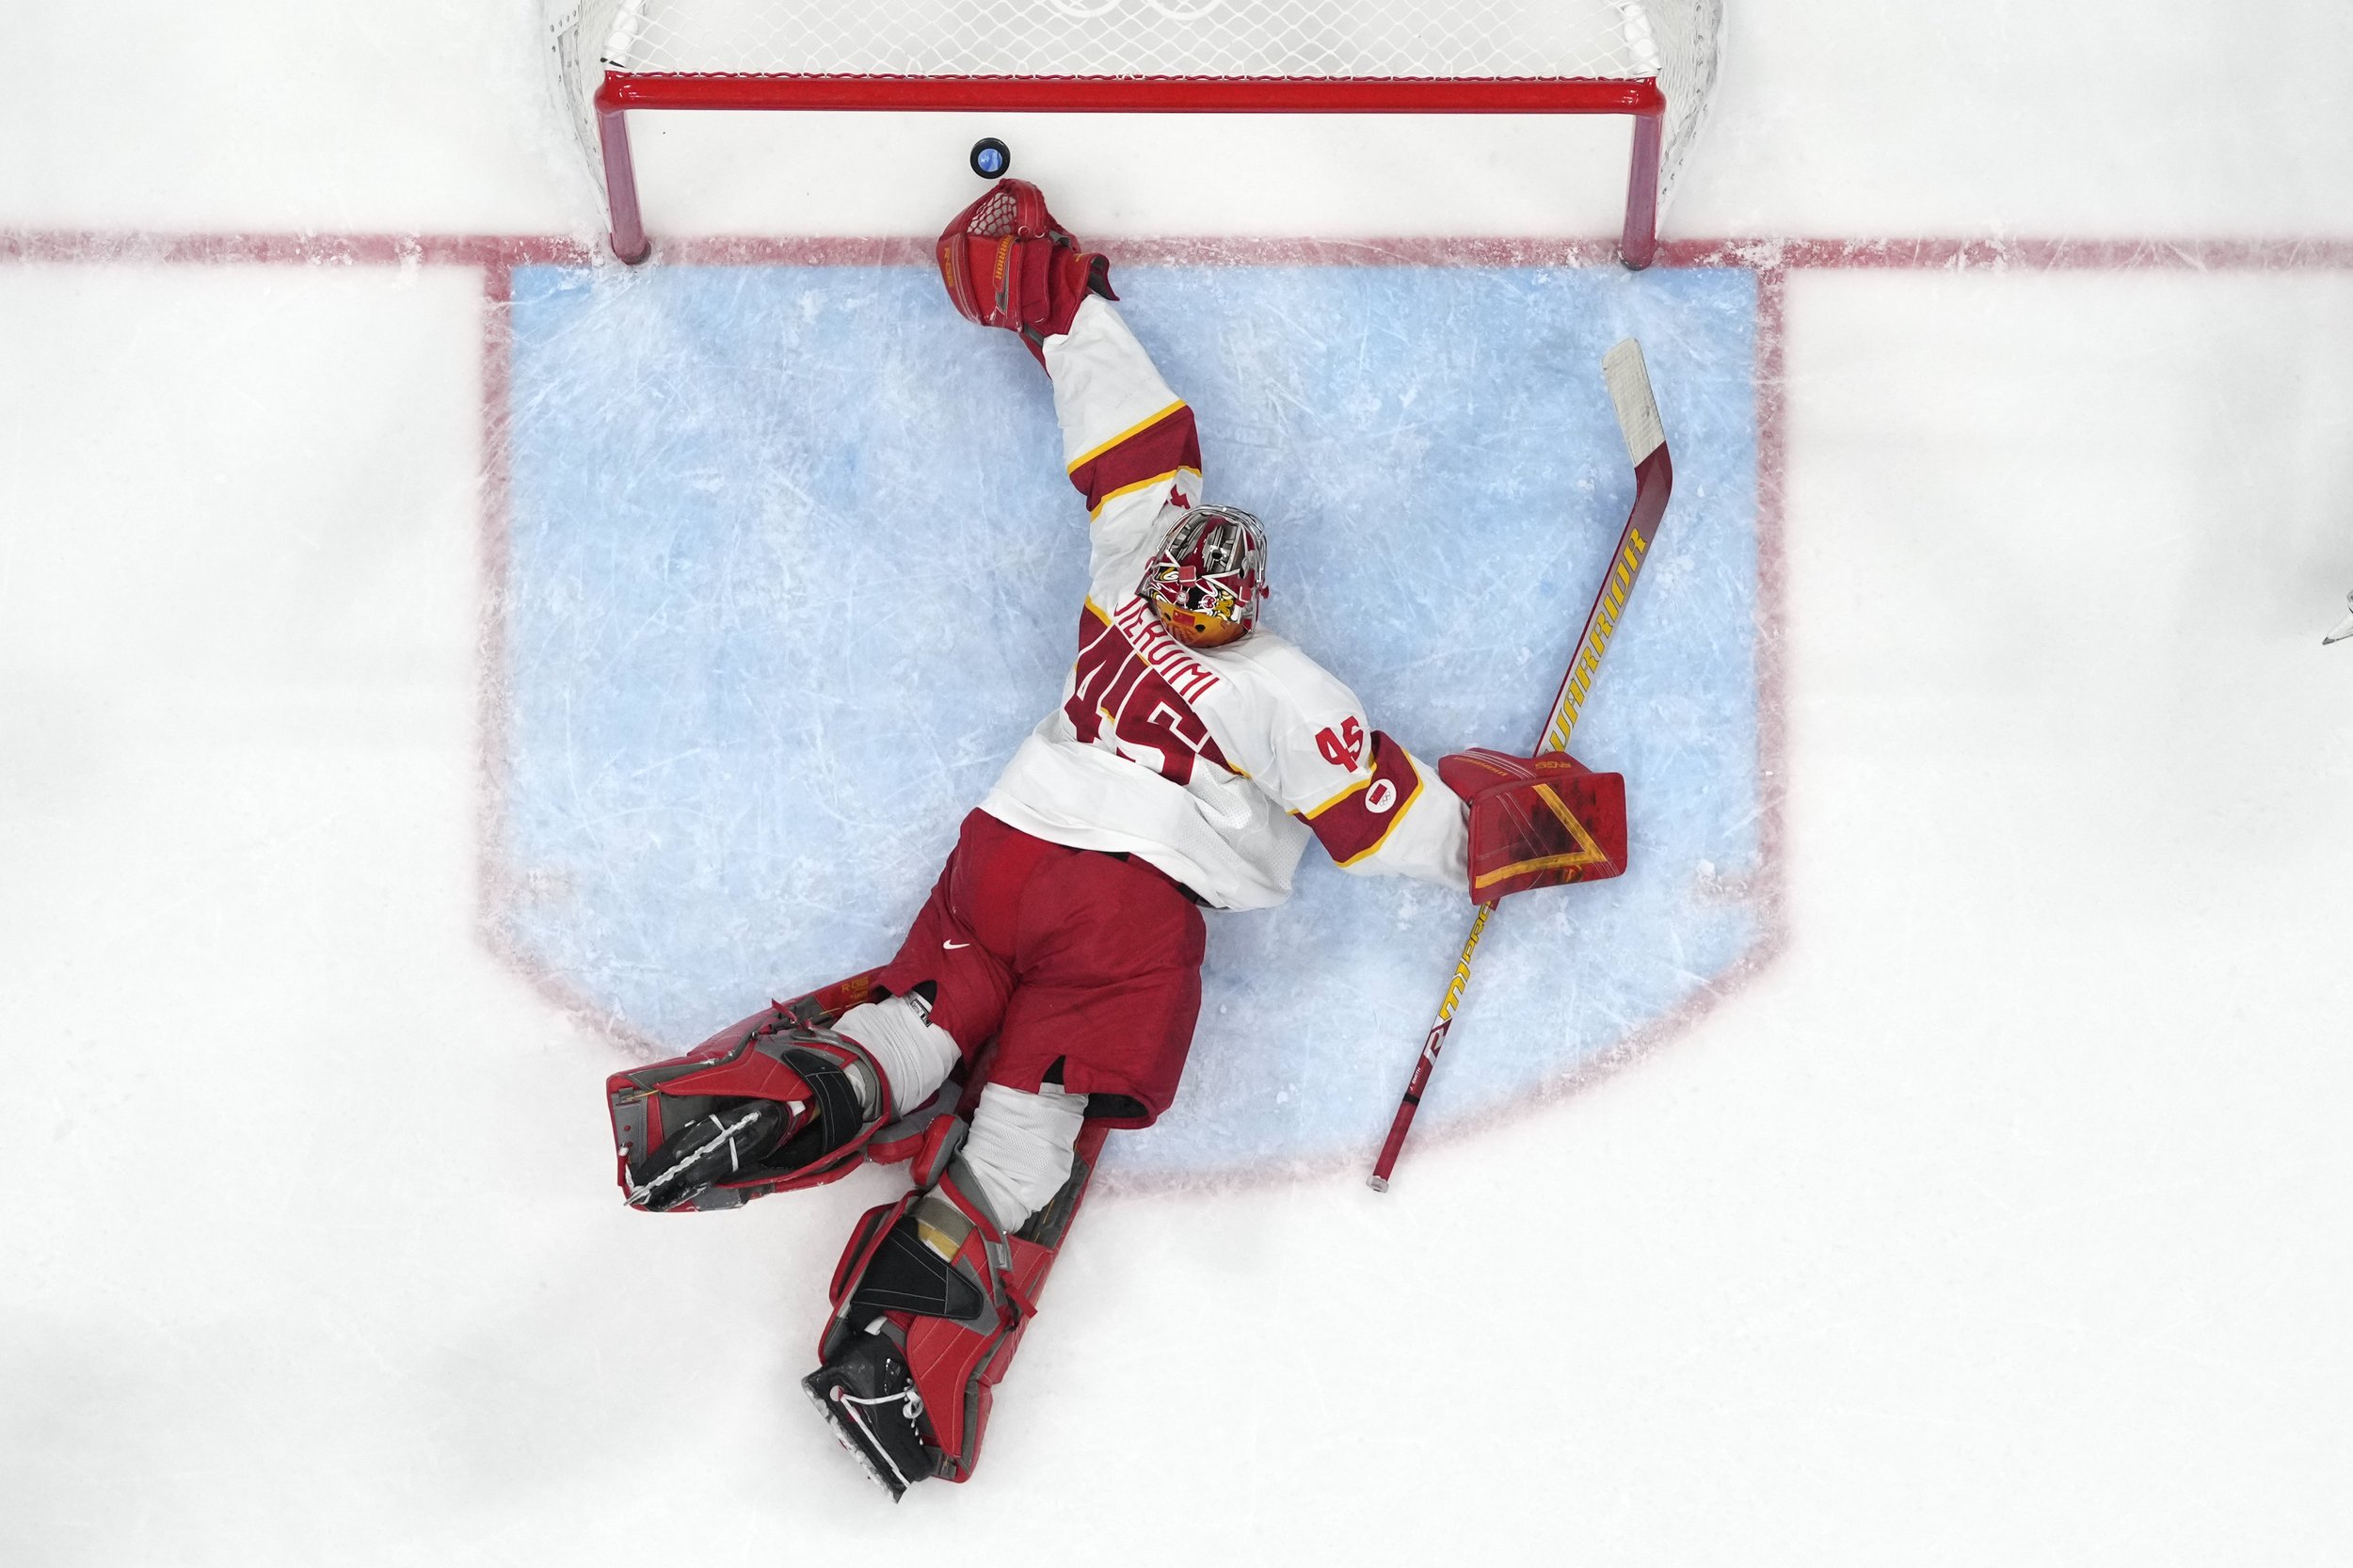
[1047,300,1201,531]
[937,178,1203,589]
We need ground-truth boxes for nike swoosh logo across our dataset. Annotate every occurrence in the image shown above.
[942,940,970,950]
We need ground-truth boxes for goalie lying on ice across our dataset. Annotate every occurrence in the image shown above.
[601,179,1631,1499]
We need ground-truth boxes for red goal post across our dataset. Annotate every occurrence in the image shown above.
[545,0,1723,268]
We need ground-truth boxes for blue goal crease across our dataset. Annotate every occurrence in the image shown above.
[497,260,1765,1179]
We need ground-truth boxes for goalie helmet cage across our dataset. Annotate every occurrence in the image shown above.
[543,0,1725,268]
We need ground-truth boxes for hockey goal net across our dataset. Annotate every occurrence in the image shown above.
[545,0,1724,266]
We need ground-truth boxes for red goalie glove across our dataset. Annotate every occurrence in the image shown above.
[936,178,1116,364]
[1439,748,1629,903]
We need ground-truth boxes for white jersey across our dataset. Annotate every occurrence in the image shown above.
[979,297,1470,910]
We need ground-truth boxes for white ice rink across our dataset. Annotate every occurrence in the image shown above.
[6,3,2352,1562]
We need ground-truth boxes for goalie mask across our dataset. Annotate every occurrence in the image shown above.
[1142,504,1268,648]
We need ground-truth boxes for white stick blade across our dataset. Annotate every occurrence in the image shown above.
[1603,338,1665,466]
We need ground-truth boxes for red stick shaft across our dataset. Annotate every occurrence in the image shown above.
[1368,902,1495,1189]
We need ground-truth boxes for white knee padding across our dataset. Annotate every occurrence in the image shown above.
[832,997,960,1117]
[960,1082,1089,1230]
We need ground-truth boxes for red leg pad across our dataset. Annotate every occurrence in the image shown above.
[815,1123,1109,1485]
[605,970,904,1208]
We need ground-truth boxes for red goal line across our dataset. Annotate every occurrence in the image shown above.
[6,230,2352,274]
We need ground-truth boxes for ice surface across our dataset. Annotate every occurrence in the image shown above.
[497,259,1764,1178]
[13,1,2353,1555]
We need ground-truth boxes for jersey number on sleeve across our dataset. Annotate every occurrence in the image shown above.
[1316,717,1366,771]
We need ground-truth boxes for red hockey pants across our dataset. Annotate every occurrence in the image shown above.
[875,808,1206,1128]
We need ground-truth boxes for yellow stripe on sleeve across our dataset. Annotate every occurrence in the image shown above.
[1065,399,1190,475]
[1302,776,1370,820]
[1088,468,1189,521]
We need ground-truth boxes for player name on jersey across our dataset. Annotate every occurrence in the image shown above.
[1109,596,1220,701]
[1064,598,1230,784]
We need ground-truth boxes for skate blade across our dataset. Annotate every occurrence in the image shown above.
[802,1379,909,1501]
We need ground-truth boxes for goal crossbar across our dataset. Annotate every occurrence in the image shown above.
[599,72,1663,115]
[550,0,1720,269]
[592,73,1669,266]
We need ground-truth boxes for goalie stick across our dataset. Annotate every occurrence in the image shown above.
[1369,338,1673,1192]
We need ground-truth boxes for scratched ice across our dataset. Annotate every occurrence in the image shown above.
[499,261,1765,1180]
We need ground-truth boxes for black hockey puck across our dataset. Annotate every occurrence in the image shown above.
[968,137,1012,179]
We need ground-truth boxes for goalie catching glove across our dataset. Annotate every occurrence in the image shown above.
[936,177,1116,365]
[1440,748,1629,903]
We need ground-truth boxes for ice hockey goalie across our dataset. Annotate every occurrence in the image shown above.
[600,178,1631,1499]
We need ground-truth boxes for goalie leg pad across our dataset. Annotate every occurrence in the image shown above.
[808,1121,1109,1492]
[606,972,903,1211]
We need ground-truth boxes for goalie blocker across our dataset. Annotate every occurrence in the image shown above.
[1440,747,1629,900]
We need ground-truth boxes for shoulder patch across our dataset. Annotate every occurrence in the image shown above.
[1299,730,1423,867]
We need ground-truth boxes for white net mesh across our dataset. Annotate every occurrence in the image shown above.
[547,0,1722,213]
[1641,0,1722,200]
[605,0,1659,81]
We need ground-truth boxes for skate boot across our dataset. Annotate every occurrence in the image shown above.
[620,1097,799,1212]
[803,1322,935,1501]
[607,995,891,1212]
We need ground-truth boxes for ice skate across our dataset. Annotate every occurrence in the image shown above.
[621,1099,795,1212]
[803,1324,934,1501]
